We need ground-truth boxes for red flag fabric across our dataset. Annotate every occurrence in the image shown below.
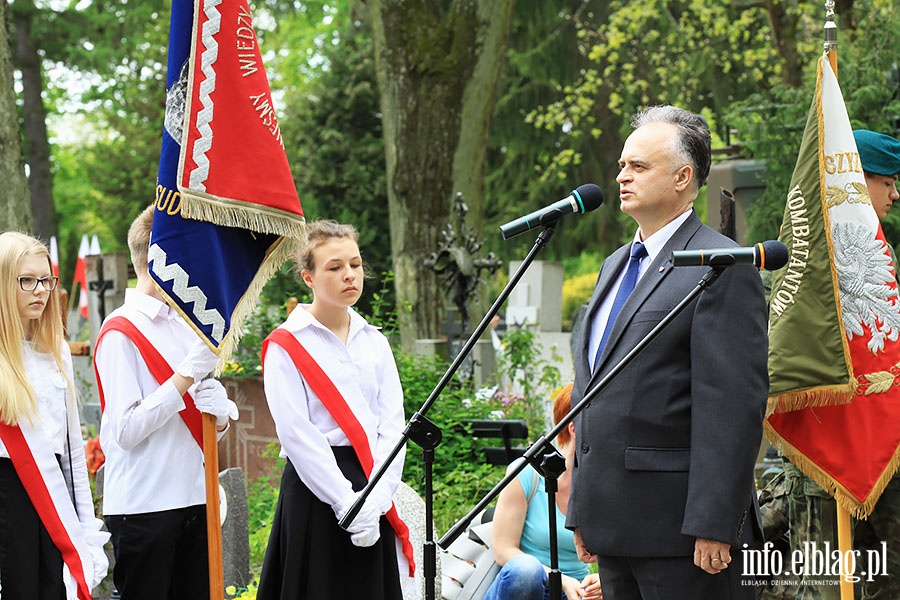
[176,0,303,238]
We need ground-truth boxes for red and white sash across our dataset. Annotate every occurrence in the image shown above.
[263,328,416,577]
[93,316,204,449]
[0,419,92,599]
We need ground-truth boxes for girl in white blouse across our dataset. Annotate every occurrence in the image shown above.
[257,220,410,600]
[0,231,108,599]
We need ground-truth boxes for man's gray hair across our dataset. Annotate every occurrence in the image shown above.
[631,105,712,189]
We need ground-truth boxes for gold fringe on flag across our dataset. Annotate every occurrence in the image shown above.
[765,419,900,520]
[767,384,855,415]
[180,193,306,240]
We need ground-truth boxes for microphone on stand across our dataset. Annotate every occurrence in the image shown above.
[672,240,789,271]
[499,184,604,240]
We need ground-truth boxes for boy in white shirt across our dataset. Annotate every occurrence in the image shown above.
[95,204,237,600]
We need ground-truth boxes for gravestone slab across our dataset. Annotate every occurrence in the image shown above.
[395,481,440,600]
[220,467,251,597]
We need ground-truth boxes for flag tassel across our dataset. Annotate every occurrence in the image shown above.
[764,420,900,519]
[162,235,301,372]
[767,385,855,415]
[214,236,299,364]
[181,195,306,239]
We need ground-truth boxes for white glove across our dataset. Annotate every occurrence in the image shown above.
[81,519,110,588]
[193,379,238,426]
[176,339,220,382]
[349,518,381,548]
[369,482,394,515]
[338,491,382,548]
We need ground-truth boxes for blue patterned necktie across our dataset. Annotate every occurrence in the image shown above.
[594,241,648,369]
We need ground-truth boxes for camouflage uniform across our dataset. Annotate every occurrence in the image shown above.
[854,474,900,599]
[782,461,842,599]
[767,462,900,599]
[757,469,797,600]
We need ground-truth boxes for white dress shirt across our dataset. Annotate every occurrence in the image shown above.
[263,305,406,518]
[96,289,207,515]
[0,342,96,527]
[588,208,694,371]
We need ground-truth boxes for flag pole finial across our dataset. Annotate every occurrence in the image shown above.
[824,1,838,75]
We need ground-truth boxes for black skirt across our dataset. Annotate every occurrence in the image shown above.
[0,457,66,600]
[256,446,402,600]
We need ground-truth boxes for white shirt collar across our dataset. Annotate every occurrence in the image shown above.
[633,208,693,264]
[124,288,179,321]
[282,304,375,340]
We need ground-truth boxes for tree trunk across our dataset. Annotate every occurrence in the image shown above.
[766,0,802,88]
[0,1,31,232]
[368,0,516,349]
[12,0,54,240]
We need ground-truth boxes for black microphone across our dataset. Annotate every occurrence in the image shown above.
[499,184,604,240]
[671,240,789,271]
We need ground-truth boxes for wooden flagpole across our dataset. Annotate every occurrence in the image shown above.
[824,2,852,597]
[203,414,225,600]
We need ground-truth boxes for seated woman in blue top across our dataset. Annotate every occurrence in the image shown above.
[485,384,602,600]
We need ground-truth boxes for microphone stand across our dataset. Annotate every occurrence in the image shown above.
[339,224,561,600]
[531,448,567,600]
[439,265,729,597]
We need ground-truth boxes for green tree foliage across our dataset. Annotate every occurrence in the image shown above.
[515,1,793,259]
[277,12,393,315]
[518,0,900,259]
[482,1,633,273]
[725,0,900,244]
[23,0,169,281]
[18,0,900,322]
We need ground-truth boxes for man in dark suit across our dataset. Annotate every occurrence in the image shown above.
[567,105,769,599]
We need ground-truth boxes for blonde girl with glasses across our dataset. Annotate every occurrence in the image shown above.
[0,231,109,599]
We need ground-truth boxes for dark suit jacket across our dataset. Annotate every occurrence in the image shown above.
[567,211,768,557]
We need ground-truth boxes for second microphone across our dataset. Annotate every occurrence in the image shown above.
[671,240,789,271]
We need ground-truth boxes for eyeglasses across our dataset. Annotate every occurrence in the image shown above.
[17,276,59,292]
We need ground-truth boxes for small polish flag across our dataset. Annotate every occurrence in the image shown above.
[49,236,59,278]
[74,235,89,319]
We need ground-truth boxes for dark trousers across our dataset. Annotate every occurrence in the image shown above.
[105,504,208,600]
[597,553,756,600]
[0,458,66,600]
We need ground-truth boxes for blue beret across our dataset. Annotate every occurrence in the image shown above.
[854,129,900,177]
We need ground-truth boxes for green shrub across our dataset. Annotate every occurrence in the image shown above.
[394,351,505,533]
[561,272,597,331]
[398,322,562,533]
[245,443,284,577]
[241,271,564,564]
